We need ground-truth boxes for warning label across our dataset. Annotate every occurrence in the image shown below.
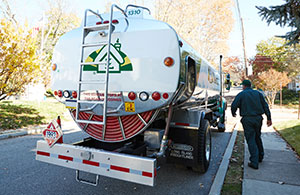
[81,92,122,102]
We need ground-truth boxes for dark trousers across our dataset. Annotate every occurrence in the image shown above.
[241,116,264,166]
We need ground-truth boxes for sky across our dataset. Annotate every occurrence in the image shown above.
[2,0,290,60]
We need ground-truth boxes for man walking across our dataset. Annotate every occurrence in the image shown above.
[231,80,272,169]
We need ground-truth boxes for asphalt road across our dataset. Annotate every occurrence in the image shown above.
[0,123,231,195]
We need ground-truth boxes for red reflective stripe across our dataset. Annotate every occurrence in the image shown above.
[142,171,153,178]
[58,155,73,161]
[110,165,130,173]
[175,122,190,126]
[154,168,157,177]
[83,160,99,167]
[37,151,50,157]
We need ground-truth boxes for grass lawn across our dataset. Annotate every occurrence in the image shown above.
[222,129,244,195]
[0,99,69,131]
[274,120,300,156]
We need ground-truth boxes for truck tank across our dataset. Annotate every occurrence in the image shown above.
[51,8,221,142]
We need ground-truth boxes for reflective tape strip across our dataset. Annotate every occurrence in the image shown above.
[142,171,153,178]
[37,151,50,157]
[110,165,130,173]
[175,122,190,126]
[36,150,155,178]
[83,160,99,167]
[58,155,73,161]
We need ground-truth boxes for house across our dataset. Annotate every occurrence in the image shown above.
[288,75,300,92]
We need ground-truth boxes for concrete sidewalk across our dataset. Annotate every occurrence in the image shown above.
[242,119,300,195]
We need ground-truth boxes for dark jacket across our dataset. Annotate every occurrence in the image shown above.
[231,88,271,120]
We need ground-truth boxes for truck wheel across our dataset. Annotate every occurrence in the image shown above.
[192,119,211,173]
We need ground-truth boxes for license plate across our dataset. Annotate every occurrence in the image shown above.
[125,102,135,112]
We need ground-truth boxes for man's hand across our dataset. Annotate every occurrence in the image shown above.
[267,120,272,127]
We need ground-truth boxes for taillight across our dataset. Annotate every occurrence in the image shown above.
[72,91,77,99]
[128,92,136,100]
[52,63,57,71]
[97,20,118,25]
[152,92,161,101]
[139,92,149,101]
[112,19,119,24]
[63,90,70,98]
[54,91,58,96]
[57,90,63,98]
[163,93,169,99]
[164,57,174,67]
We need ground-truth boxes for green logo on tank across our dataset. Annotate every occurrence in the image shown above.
[83,38,133,73]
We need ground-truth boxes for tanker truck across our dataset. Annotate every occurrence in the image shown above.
[36,4,227,187]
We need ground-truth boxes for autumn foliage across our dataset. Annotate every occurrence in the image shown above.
[0,19,41,100]
[223,56,244,83]
[155,0,234,66]
[255,69,290,107]
[248,55,291,107]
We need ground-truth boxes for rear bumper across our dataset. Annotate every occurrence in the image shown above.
[36,140,157,186]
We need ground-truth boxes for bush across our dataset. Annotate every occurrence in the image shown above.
[275,88,299,105]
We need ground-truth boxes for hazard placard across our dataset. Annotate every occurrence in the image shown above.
[42,119,63,147]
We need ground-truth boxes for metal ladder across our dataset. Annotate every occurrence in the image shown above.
[75,5,128,140]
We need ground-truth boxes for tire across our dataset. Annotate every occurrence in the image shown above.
[192,119,211,173]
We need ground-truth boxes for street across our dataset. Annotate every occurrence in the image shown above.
[0,121,232,195]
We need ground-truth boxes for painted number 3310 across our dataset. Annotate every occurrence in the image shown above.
[128,9,141,16]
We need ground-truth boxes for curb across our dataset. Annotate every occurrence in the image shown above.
[0,125,46,140]
[209,124,238,195]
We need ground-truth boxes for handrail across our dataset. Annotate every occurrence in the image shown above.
[110,4,129,32]
[111,4,128,17]
[84,9,103,26]
[125,4,151,15]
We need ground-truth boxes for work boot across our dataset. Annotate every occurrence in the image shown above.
[248,162,258,169]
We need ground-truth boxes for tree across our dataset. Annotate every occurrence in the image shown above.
[256,0,300,45]
[37,0,81,87]
[254,69,290,107]
[256,37,300,78]
[0,0,17,25]
[0,0,80,89]
[0,19,41,100]
[155,0,235,67]
[223,56,244,84]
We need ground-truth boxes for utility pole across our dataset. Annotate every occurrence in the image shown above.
[40,12,45,55]
[280,82,282,107]
[298,91,300,119]
[235,0,249,76]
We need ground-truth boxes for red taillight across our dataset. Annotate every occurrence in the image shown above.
[152,92,161,101]
[164,57,174,67]
[97,20,118,25]
[57,90,63,98]
[54,91,58,96]
[72,91,77,99]
[163,93,169,99]
[112,19,119,24]
[128,92,136,100]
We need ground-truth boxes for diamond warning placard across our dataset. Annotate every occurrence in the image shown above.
[42,119,63,147]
